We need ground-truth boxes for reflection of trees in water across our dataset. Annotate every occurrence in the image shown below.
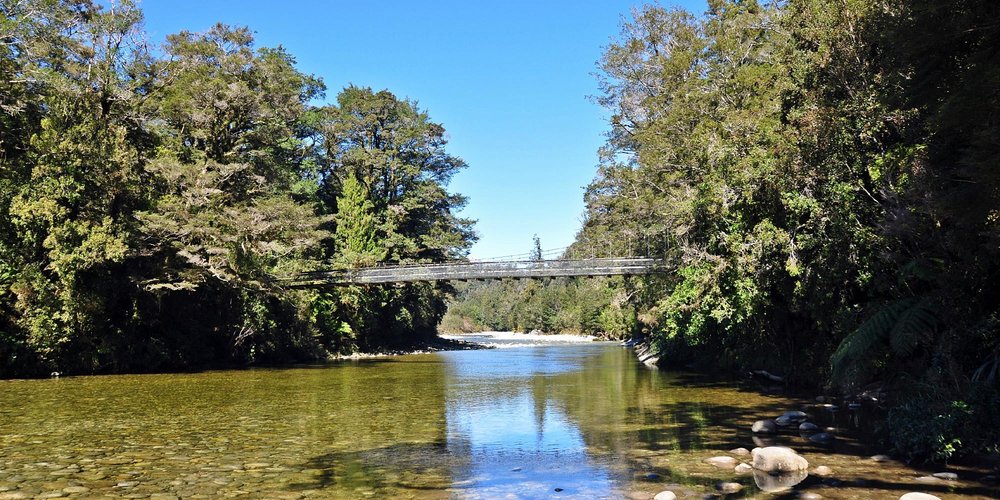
[291,357,454,496]
[539,348,792,486]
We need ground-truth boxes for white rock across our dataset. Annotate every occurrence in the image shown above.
[751,446,809,473]
[730,447,750,456]
[899,494,941,500]
[812,465,833,476]
[734,463,753,474]
[653,491,677,500]
[932,472,958,480]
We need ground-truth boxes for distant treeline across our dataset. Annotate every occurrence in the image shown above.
[446,0,1000,461]
[440,277,635,337]
[0,1,474,376]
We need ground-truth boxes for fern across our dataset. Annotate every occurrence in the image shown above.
[831,297,938,389]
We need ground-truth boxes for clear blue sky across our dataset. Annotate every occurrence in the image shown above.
[138,0,706,260]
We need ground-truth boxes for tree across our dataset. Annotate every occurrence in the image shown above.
[333,173,384,267]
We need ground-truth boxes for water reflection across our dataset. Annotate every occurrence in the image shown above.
[441,346,616,497]
[0,341,997,498]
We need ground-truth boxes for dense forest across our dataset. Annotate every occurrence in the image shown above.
[0,0,474,377]
[443,0,1000,462]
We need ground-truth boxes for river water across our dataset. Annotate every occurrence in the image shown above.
[0,334,996,499]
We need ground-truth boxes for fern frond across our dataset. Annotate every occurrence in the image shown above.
[831,297,931,389]
[889,298,938,357]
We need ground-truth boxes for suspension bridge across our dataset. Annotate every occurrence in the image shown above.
[280,257,664,287]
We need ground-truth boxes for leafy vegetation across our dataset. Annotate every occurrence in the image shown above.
[445,0,1000,461]
[0,0,473,376]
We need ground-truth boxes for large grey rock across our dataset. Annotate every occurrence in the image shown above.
[752,469,808,493]
[752,419,777,433]
[751,446,809,473]
[899,494,941,500]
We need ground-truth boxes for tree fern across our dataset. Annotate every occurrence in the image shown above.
[831,297,939,389]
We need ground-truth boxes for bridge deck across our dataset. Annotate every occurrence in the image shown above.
[282,258,663,286]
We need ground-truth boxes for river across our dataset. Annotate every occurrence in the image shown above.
[0,333,996,499]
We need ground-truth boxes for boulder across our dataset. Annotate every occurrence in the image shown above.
[899,494,941,500]
[752,419,777,433]
[752,469,808,493]
[751,447,809,473]
[653,491,676,500]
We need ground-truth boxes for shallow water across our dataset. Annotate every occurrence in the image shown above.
[0,336,996,499]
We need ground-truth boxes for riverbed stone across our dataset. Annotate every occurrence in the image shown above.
[870,454,892,462]
[799,493,824,500]
[715,482,743,494]
[931,472,958,480]
[751,447,809,473]
[812,465,833,476]
[752,419,777,433]
[653,491,676,500]
[734,463,753,474]
[798,422,819,433]
[899,494,941,500]
[61,486,89,494]
[729,447,750,456]
[808,432,835,444]
[704,456,738,468]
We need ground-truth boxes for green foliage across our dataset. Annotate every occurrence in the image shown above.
[830,298,939,390]
[569,0,1000,460]
[441,276,638,339]
[0,1,473,375]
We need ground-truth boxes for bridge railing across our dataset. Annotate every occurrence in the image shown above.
[280,257,664,287]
